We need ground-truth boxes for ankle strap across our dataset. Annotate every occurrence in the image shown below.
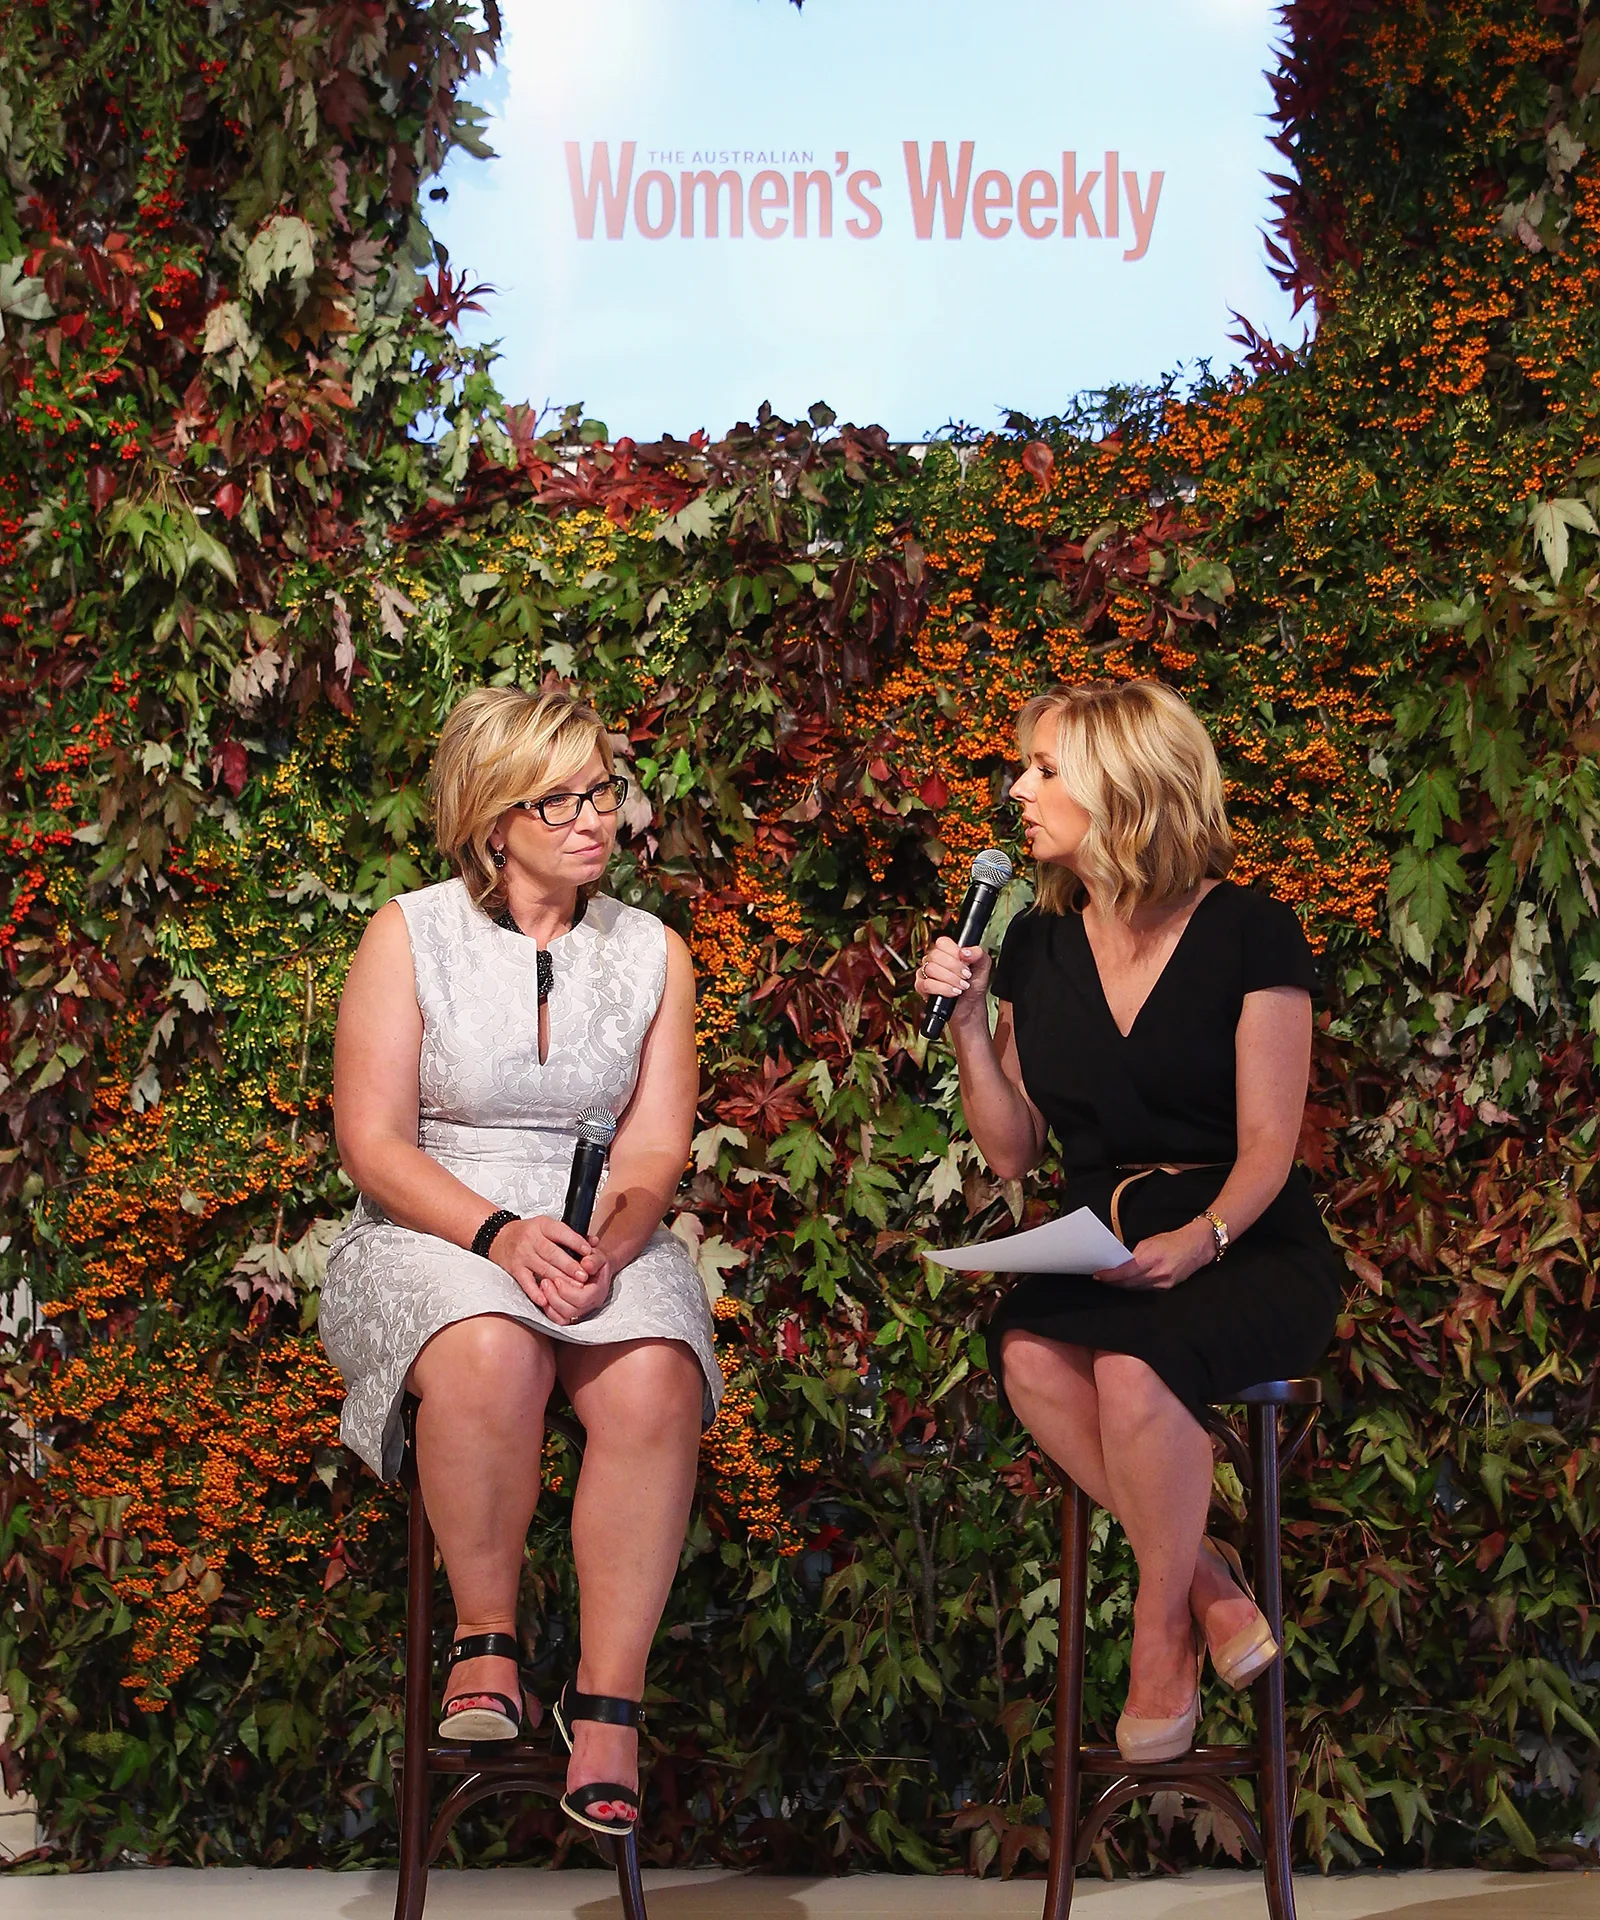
[564,1683,642,1727]
[448,1631,522,1667]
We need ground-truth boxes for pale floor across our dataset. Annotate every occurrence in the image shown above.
[0,1867,1593,1918]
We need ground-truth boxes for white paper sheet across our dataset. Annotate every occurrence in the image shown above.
[924,1207,1132,1275]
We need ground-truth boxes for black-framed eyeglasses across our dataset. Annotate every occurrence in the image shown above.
[512,774,629,828]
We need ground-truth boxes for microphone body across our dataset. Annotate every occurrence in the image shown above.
[563,1142,607,1236]
[920,849,1015,1040]
[562,1108,617,1236]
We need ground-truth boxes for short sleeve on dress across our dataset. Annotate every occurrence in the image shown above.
[991,907,1037,1002]
[1239,894,1320,996]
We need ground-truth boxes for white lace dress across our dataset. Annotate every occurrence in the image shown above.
[320,877,722,1480]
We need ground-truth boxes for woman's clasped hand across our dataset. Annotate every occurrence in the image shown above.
[487,1215,614,1323]
[1092,1217,1217,1291]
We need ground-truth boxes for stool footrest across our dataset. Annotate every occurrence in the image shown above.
[395,1741,568,1783]
[1076,1741,1259,1778]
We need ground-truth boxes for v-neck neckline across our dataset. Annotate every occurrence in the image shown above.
[478,889,594,1072]
[1075,881,1227,1041]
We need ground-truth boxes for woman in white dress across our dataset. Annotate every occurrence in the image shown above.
[320,685,721,1838]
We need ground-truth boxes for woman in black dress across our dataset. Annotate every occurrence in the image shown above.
[914,680,1342,1763]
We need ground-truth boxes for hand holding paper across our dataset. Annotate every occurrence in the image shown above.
[924,1206,1132,1275]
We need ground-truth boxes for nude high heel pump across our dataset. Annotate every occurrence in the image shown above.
[1198,1535,1280,1689]
[1115,1622,1203,1764]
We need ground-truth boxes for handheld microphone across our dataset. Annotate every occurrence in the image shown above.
[920,848,1015,1040]
[563,1107,617,1237]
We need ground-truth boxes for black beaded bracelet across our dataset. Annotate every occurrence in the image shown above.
[471,1208,519,1259]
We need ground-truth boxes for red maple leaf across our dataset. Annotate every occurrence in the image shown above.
[213,738,248,796]
[413,263,492,330]
[716,1053,807,1139]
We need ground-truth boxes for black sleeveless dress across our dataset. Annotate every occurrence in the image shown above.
[985,883,1343,1423]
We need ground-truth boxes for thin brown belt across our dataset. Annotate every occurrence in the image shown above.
[1108,1162,1229,1245]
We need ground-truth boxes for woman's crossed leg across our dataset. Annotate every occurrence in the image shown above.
[998,1329,1258,1719]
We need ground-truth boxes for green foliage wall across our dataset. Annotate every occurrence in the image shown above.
[1,0,1597,1880]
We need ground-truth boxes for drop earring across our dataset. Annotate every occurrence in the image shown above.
[490,844,506,869]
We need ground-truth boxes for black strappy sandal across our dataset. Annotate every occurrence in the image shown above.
[552,1680,643,1836]
[438,1632,540,1743]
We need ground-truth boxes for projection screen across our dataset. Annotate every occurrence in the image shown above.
[431,0,1303,440]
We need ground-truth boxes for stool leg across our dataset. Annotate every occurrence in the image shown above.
[1249,1405,1297,1920]
[614,1826,649,1920]
[395,1469,435,1920]
[1043,1482,1089,1920]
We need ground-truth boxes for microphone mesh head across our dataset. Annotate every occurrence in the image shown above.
[971,848,1014,888]
[575,1107,617,1149]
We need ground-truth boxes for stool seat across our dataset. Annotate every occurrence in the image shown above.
[1041,1376,1322,1920]
[1226,1378,1323,1405]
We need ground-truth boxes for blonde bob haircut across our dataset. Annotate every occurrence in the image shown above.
[1017,680,1234,919]
[431,685,615,912]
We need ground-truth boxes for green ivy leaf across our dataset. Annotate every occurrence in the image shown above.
[1170,555,1235,604]
[1395,767,1460,850]
[844,1158,899,1228]
[367,784,429,846]
[243,213,317,302]
[1485,1782,1541,1857]
[769,1123,836,1192]
[1388,844,1468,955]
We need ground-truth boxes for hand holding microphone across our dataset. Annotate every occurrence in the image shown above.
[541,1106,618,1323]
[484,1107,617,1323]
[916,936,993,1034]
[915,849,1014,1040]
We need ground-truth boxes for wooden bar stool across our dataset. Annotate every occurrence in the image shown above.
[391,1402,649,1920]
[1041,1377,1323,1920]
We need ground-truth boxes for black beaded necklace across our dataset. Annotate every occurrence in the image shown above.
[492,896,586,1005]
